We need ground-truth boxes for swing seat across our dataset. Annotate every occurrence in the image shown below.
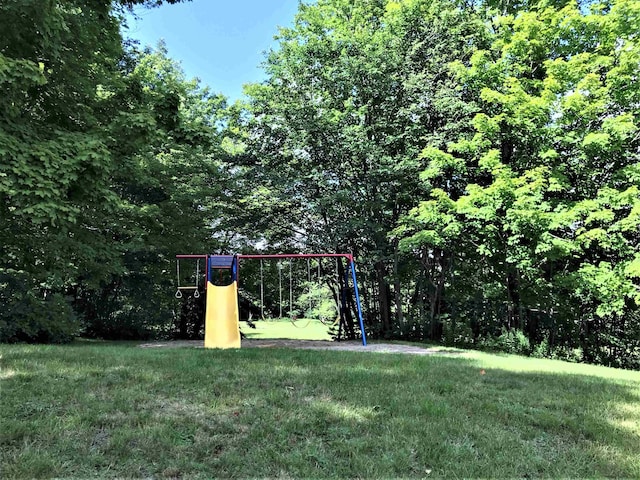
[289,317,313,329]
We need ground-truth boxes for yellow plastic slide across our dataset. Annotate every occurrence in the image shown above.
[204,281,241,349]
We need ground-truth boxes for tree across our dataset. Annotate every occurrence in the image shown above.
[0,0,234,342]
[241,0,487,336]
[397,0,640,367]
[1,0,133,341]
[74,40,231,340]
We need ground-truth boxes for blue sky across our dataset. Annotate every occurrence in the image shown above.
[123,0,301,102]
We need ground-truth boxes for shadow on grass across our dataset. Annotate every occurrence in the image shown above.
[1,344,639,478]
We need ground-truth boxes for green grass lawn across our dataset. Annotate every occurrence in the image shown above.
[1,342,639,478]
[243,318,333,341]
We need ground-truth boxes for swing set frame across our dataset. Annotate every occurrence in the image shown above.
[175,253,367,346]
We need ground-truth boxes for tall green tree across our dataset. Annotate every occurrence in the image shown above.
[397,0,640,367]
[241,0,486,335]
[74,41,231,339]
[0,0,233,342]
[1,0,133,340]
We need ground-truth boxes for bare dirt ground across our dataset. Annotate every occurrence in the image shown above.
[138,339,464,355]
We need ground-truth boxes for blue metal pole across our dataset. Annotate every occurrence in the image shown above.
[349,260,367,346]
[231,255,238,282]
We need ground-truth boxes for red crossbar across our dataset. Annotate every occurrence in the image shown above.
[238,253,353,262]
[177,253,353,261]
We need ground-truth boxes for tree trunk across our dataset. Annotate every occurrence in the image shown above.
[375,260,391,335]
[393,242,404,327]
[506,270,520,330]
[336,258,356,340]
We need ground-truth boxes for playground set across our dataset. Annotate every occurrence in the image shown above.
[175,253,367,348]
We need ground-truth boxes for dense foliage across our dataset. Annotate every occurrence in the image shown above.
[1,0,638,368]
[240,0,640,368]
[0,0,229,341]
[395,0,640,367]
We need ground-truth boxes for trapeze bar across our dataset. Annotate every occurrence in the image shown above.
[176,254,208,259]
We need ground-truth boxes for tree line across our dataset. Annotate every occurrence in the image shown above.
[1,0,638,369]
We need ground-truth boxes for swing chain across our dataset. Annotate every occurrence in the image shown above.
[307,258,312,318]
[175,258,201,299]
[193,259,200,298]
[260,259,264,319]
[175,260,182,298]
[278,260,283,318]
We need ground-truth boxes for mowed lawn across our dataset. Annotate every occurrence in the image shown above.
[1,342,639,478]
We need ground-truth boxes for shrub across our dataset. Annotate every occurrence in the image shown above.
[0,275,79,343]
[479,328,531,355]
[298,282,338,323]
[532,336,581,363]
[441,314,475,347]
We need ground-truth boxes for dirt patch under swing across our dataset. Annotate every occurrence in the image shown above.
[138,338,464,356]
